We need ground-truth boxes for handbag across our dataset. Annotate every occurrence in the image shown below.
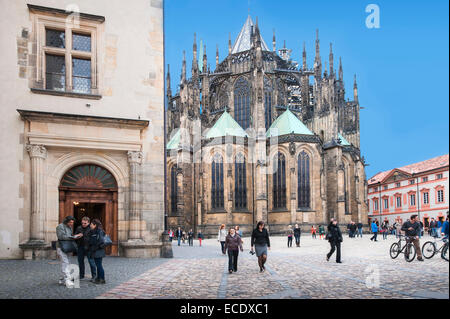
[102,234,113,247]
[59,240,78,253]
[325,232,332,240]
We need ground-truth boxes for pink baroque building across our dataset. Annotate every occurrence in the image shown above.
[367,154,449,228]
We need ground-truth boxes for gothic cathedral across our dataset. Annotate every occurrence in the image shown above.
[166,16,368,236]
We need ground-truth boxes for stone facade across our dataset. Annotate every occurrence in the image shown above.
[166,16,368,237]
[0,0,166,259]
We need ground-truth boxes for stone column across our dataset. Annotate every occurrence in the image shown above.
[127,151,143,240]
[26,144,47,242]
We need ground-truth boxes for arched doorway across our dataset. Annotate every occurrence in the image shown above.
[59,164,119,256]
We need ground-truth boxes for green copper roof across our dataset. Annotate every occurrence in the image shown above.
[166,129,181,150]
[266,109,314,138]
[205,111,248,139]
[338,133,351,146]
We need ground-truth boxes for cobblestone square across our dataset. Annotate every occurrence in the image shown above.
[0,234,448,299]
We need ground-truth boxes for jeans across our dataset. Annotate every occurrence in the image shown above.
[312,233,317,239]
[228,250,239,272]
[77,246,96,279]
[220,241,226,254]
[287,236,293,247]
[294,235,300,246]
[371,232,378,241]
[382,231,388,240]
[188,237,193,246]
[177,237,181,246]
[94,258,105,280]
[357,228,363,237]
[327,241,341,262]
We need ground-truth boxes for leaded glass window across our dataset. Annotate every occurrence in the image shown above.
[212,154,224,209]
[73,33,91,52]
[171,165,178,213]
[235,154,247,209]
[46,54,66,91]
[60,164,117,189]
[273,153,287,209]
[72,58,91,93]
[297,151,311,209]
[46,29,65,48]
[264,77,273,130]
[234,78,251,130]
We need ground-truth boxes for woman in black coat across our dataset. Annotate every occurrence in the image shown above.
[326,218,343,263]
[251,221,271,273]
[88,219,106,284]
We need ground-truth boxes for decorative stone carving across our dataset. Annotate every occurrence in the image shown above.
[127,151,143,165]
[289,141,296,156]
[26,144,47,159]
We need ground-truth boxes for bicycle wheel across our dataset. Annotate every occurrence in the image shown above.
[404,243,416,262]
[422,241,436,259]
[442,243,449,262]
[390,242,400,259]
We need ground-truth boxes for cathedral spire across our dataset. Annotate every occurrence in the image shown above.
[329,43,334,76]
[216,45,219,69]
[272,29,276,52]
[203,44,207,74]
[302,42,307,70]
[314,29,322,77]
[166,64,171,97]
[354,74,359,103]
[339,57,343,81]
[181,50,186,83]
[192,33,198,76]
[228,33,232,55]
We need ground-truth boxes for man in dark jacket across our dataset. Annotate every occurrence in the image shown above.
[349,222,357,238]
[293,224,301,247]
[75,217,96,280]
[429,218,438,238]
[326,219,343,263]
[356,222,363,238]
[401,215,424,261]
[175,227,183,246]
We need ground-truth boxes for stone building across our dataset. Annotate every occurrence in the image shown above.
[166,16,368,236]
[0,0,165,259]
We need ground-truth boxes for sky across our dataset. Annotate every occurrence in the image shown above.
[164,0,449,179]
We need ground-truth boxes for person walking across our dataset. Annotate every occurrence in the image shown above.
[382,221,389,240]
[437,219,443,238]
[286,225,294,247]
[441,215,449,238]
[401,215,424,261]
[87,219,107,283]
[188,229,194,247]
[74,217,96,281]
[370,220,379,242]
[293,224,301,247]
[318,225,325,240]
[326,218,343,263]
[235,225,243,237]
[224,227,244,273]
[56,216,83,288]
[349,222,357,238]
[168,229,174,242]
[356,222,363,238]
[419,220,424,239]
[197,230,204,247]
[251,221,271,273]
[218,224,227,255]
[311,225,317,239]
[175,227,183,246]
[429,218,437,237]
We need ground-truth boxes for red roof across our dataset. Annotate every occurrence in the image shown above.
[368,154,449,185]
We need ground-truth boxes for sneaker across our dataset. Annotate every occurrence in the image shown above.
[94,278,102,284]
[99,279,106,284]
[326,256,330,262]
[336,261,342,263]
[90,278,97,283]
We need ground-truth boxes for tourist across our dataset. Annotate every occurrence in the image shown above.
[311,225,317,239]
[437,218,443,238]
[419,220,424,239]
[326,218,343,263]
[318,225,325,240]
[286,225,293,247]
[251,221,271,273]
[218,224,227,255]
[168,229,174,242]
[74,216,96,281]
[188,229,194,246]
[370,220,378,242]
[401,215,424,261]
[88,219,107,283]
[56,216,82,288]
[197,230,204,247]
[392,221,398,237]
[235,225,243,237]
[382,221,389,240]
[356,222,363,238]
[182,230,186,244]
[349,221,357,238]
[441,215,449,238]
[175,227,183,246]
[224,227,243,273]
[294,224,301,247]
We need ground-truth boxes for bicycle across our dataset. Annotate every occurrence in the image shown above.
[422,236,448,260]
[389,235,417,262]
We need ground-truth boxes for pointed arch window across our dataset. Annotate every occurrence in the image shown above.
[234,77,251,130]
[264,77,273,130]
[273,152,287,209]
[170,165,178,214]
[235,153,247,209]
[298,151,311,209]
[212,154,224,209]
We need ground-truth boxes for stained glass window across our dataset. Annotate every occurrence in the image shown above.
[171,165,178,213]
[72,58,91,93]
[212,154,224,209]
[235,153,247,209]
[46,54,66,91]
[273,153,286,209]
[60,164,117,189]
[73,33,91,52]
[298,151,311,209]
[46,29,65,48]
[234,78,251,130]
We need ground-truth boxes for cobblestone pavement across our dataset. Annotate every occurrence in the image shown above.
[0,235,448,299]
[98,235,449,299]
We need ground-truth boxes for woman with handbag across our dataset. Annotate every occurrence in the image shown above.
[251,221,271,273]
[326,218,343,263]
[56,216,83,288]
[88,219,107,284]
